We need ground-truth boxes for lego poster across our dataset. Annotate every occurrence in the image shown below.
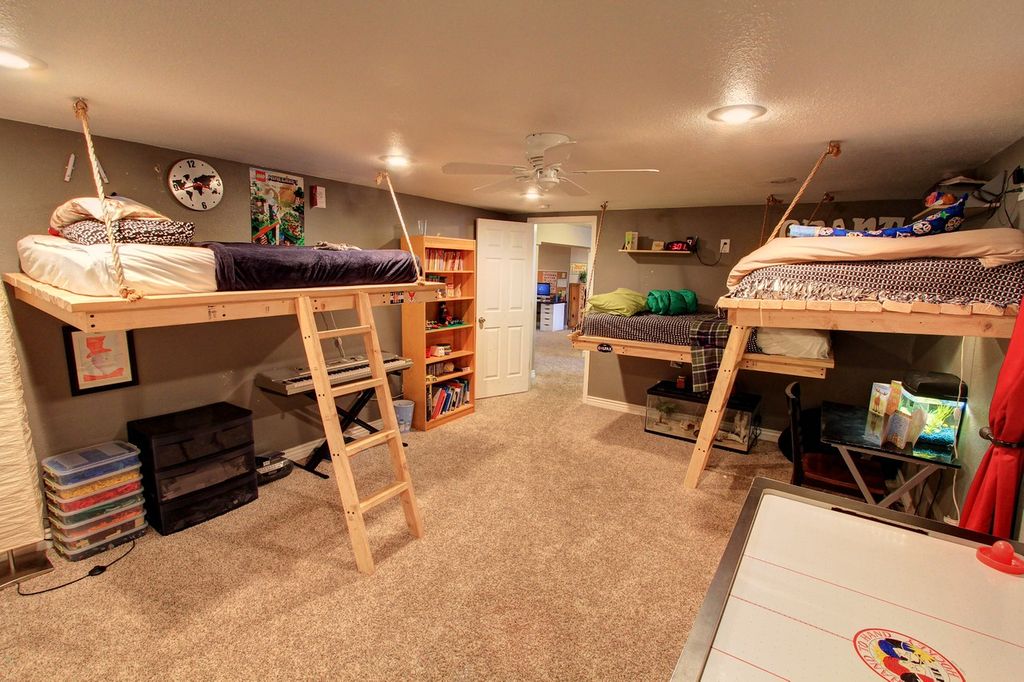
[249,167,305,245]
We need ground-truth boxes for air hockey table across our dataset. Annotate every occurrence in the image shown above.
[673,478,1024,681]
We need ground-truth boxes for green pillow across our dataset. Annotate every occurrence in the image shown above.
[585,288,649,316]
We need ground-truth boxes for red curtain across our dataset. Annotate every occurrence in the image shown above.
[960,301,1024,538]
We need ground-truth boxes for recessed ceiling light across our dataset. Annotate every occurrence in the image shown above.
[538,203,550,209]
[379,154,410,168]
[707,104,767,124]
[769,176,797,184]
[0,47,43,70]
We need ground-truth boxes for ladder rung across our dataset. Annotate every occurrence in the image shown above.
[345,429,399,456]
[318,325,371,341]
[359,481,409,513]
[330,377,385,396]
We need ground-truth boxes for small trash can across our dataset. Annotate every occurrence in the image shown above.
[393,400,414,432]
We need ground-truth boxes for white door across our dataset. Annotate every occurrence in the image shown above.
[476,218,535,398]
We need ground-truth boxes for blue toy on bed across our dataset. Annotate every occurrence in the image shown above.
[797,194,967,238]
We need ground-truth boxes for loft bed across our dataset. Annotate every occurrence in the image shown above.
[680,142,1024,489]
[1,99,440,575]
[569,312,834,380]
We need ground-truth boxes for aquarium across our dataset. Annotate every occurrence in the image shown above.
[897,372,967,459]
[645,381,761,453]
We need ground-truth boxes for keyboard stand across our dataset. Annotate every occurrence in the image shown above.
[298,365,410,479]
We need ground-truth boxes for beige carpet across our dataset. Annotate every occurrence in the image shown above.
[0,331,790,680]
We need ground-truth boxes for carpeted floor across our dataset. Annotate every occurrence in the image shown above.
[1,330,790,680]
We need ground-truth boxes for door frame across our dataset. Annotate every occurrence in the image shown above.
[527,214,598,394]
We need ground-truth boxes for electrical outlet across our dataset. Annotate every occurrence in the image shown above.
[720,239,731,254]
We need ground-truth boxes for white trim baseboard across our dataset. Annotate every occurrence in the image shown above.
[582,395,781,444]
[278,419,387,464]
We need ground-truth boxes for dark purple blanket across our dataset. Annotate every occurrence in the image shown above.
[199,243,419,291]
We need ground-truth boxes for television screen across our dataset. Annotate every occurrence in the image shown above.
[537,283,551,296]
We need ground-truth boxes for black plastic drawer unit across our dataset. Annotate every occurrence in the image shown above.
[127,402,257,535]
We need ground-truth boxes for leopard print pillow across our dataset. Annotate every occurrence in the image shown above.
[59,219,195,246]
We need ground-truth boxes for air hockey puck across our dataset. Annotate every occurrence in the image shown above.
[976,540,1024,575]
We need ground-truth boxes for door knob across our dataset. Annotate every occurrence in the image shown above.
[478,316,485,328]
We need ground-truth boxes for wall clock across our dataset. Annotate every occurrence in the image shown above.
[168,158,224,211]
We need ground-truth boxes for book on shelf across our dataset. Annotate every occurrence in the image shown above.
[426,248,466,271]
[427,377,471,420]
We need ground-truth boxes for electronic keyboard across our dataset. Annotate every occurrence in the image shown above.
[255,353,413,396]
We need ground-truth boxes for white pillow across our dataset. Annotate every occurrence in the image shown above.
[50,196,169,230]
[756,327,831,359]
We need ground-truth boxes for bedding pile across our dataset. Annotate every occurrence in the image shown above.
[726,227,1024,308]
[49,196,195,246]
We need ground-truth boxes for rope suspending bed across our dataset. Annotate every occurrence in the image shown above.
[3,101,443,574]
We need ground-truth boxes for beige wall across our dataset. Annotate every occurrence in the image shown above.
[538,243,572,273]
[0,118,508,459]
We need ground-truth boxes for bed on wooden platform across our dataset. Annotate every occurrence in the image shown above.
[682,227,1024,489]
[570,311,834,380]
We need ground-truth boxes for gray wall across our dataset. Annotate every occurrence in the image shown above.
[0,118,508,458]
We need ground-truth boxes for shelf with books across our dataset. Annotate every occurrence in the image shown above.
[402,235,476,430]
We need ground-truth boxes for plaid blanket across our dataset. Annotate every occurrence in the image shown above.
[691,318,759,393]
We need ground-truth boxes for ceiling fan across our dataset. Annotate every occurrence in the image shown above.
[441,132,659,197]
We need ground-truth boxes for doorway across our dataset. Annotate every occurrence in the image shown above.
[529,216,597,389]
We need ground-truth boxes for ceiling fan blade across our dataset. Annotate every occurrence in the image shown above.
[570,168,660,174]
[473,177,522,193]
[442,162,522,175]
[542,141,576,168]
[557,176,590,197]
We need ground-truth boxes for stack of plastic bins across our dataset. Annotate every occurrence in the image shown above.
[41,441,148,561]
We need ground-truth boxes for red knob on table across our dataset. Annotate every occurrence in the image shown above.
[976,540,1024,575]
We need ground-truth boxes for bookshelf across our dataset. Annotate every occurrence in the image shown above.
[401,236,476,430]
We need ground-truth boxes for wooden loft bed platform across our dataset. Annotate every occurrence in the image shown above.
[717,296,1019,339]
[680,296,1018,490]
[3,271,444,575]
[2,272,442,333]
[569,331,834,378]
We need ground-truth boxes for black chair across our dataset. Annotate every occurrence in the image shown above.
[784,382,888,498]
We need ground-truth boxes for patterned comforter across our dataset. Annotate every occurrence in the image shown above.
[726,257,1024,308]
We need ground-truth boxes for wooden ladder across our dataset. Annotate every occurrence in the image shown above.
[295,293,424,574]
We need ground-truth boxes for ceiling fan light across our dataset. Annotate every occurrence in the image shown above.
[707,104,767,124]
[0,48,42,70]
[523,187,541,200]
[380,154,410,168]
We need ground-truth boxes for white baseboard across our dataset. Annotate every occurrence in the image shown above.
[278,419,386,463]
[583,395,781,444]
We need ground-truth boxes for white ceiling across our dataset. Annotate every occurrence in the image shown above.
[2,1,1023,212]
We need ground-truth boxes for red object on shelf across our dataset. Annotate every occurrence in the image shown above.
[976,540,1024,575]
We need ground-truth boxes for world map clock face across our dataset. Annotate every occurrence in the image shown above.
[168,158,223,210]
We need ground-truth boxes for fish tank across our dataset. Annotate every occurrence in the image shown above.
[897,371,968,459]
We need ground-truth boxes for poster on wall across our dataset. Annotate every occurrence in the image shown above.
[249,167,305,245]
[62,327,139,395]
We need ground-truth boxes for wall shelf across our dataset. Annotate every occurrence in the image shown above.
[619,249,692,255]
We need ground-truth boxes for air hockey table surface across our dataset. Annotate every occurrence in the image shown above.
[674,478,1024,681]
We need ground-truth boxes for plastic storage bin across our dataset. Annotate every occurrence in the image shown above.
[41,441,141,486]
[50,503,145,541]
[47,492,144,526]
[53,515,147,550]
[45,478,143,513]
[53,523,148,562]
[44,467,141,500]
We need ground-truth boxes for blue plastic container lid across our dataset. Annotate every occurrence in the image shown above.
[41,441,141,486]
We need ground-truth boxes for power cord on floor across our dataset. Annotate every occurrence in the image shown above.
[16,540,136,596]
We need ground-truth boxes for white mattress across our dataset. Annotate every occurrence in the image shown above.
[17,234,217,296]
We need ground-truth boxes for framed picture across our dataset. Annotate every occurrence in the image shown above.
[63,327,139,396]
[652,240,665,251]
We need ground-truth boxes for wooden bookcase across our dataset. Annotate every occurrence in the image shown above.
[401,236,476,430]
